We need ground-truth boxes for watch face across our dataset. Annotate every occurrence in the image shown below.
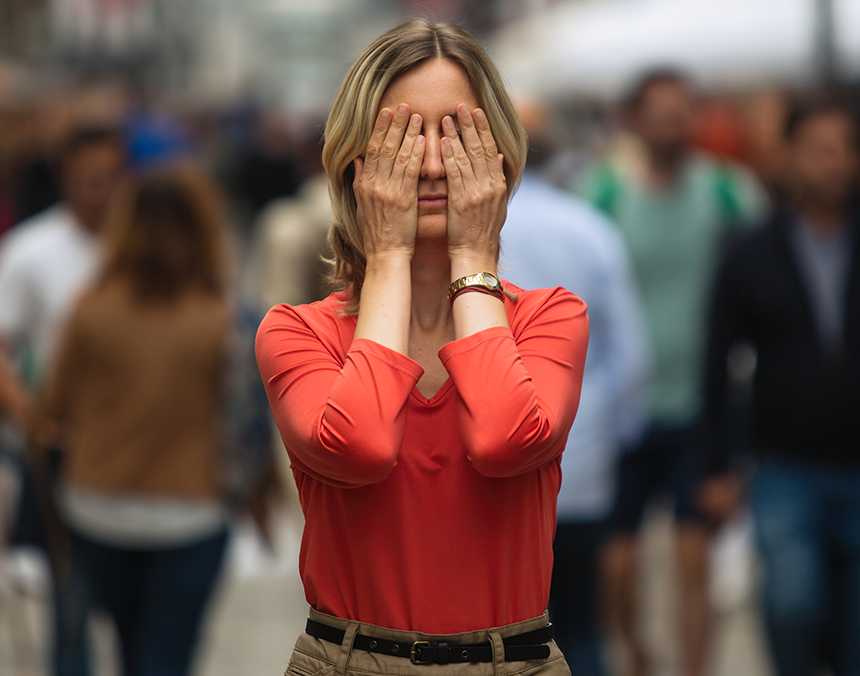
[483,273,500,288]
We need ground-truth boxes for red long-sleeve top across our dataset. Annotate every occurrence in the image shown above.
[256,283,588,633]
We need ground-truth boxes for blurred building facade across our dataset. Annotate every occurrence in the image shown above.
[0,0,547,111]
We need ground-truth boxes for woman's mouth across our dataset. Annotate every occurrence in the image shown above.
[418,194,447,208]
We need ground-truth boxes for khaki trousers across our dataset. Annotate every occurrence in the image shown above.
[285,609,571,676]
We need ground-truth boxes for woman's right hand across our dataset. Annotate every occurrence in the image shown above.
[353,104,425,260]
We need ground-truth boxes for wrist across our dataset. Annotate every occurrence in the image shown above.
[449,253,498,281]
[365,250,414,273]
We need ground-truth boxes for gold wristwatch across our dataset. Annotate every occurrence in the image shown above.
[447,272,505,303]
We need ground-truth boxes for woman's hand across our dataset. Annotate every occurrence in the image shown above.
[441,104,507,270]
[442,105,510,339]
[353,104,425,261]
[352,104,423,355]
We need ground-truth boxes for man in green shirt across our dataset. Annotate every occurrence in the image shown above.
[575,69,766,676]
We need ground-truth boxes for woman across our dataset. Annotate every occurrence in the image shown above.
[256,18,589,676]
[43,163,231,676]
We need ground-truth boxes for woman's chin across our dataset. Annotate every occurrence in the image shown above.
[415,214,448,240]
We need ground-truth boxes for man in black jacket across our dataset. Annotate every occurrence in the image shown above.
[700,96,860,676]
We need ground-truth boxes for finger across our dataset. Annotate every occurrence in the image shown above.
[353,158,366,221]
[457,104,489,181]
[377,103,411,178]
[394,113,422,182]
[402,134,425,191]
[440,136,465,197]
[442,114,474,182]
[473,108,504,182]
[363,109,392,179]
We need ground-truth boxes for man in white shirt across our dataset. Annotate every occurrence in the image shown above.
[502,106,650,674]
[0,124,126,676]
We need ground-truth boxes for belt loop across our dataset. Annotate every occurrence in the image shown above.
[335,621,359,676]
[489,631,506,676]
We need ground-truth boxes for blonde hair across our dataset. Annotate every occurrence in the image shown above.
[322,18,528,310]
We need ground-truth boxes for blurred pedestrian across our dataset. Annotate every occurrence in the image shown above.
[574,68,767,676]
[701,95,860,676]
[503,104,649,676]
[40,162,232,676]
[233,110,304,220]
[0,125,125,426]
[249,130,331,311]
[256,19,588,676]
[0,123,126,676]
[0,146,15,237]
[6,114,64,226]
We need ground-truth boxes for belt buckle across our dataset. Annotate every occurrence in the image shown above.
[411,641,431,664]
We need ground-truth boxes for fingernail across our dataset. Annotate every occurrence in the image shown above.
[411,114,421,126]
[457,104,468,115]
[417,135,425,145]
[443,116,454,129]
[380,110,391,122]
[397,104,408,116]
[474,109,486,122]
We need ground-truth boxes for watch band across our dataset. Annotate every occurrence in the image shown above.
[449,285,504,304]
[447,272,505,305]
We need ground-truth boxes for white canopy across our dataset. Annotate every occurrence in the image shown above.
[491,0,860,99]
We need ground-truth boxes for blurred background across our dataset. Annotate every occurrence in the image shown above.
[1,0,859,242]
[1,2,858,676]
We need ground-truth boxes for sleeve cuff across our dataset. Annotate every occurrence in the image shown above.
[349,338,425,381]
[437,326,513,363]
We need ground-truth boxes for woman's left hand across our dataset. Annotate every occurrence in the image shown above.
[441,105,507,266]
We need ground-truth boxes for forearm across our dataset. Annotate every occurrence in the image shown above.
[353,254,413,354]
[445,332,567,476]
[450,253,508,339]
[442,289,589,477]
[257,305,424,487]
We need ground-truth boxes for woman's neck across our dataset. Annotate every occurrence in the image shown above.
[410,239,452,333]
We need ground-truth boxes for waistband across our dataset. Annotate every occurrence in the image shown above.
[308,608,552,644]
[292,609,565,676]
[306,617,552,664]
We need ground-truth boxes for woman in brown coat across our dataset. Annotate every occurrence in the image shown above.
[43,162,231,676]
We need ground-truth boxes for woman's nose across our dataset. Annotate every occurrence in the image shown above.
[421,131,445,179]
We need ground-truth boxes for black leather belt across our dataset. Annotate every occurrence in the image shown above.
[305,618,553,665]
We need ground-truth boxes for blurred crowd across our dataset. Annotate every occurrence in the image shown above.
[1,32,859,676]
